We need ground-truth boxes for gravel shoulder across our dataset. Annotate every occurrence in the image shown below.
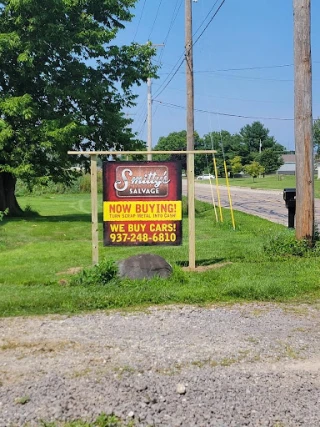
[1,303,320,426]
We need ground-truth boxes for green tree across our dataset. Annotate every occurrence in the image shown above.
[244,161,265,182]
[230,156,243,175]
[153,131,203,173]
[314,118,320,158]
[239,121,285,164]
[255,149,284,174]
[201,131,241,177]
[0,0,156,215]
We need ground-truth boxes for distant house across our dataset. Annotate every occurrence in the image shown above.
[277,154,296,175]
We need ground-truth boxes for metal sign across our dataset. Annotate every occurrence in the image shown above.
[103,161,182,246]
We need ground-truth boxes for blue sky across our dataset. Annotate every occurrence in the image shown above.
[116,0,319,151]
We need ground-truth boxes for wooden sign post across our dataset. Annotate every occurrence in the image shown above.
[68,150,216,268]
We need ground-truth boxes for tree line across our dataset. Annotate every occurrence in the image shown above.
[153,121,286,179]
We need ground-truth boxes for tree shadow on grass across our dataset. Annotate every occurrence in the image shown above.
[4,213,103,223]
[176,258,227,267]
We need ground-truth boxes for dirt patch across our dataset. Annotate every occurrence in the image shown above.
[56,267,83,275]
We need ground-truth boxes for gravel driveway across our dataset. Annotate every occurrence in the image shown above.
[1,303,320,426]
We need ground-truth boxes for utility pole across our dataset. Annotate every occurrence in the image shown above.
[185,0,196,269]
[293,0,314,242]
[147,43,164,161]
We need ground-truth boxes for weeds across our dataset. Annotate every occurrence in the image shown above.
[264,231,320,258]
[15,395,30,405]
[69,259,118,287]
[0,208,8,221]
[40,413,134,426]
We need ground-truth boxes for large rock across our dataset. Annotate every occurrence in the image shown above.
[117,254,172,280]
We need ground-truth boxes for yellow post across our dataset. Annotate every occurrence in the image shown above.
[91,155,99,264]
[213,156,223,222]
[223,160,236,230]
[209,183,219,222]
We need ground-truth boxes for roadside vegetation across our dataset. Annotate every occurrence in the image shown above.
[40,413,133,427]
[1,192,320,318]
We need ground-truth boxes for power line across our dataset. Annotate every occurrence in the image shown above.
[152,82,289,104]
[192,0,221,39]
[133,0,147,42]
[207,63,293,72]
[154,0,227,99]
[158,61,320,75]
[193,0,227,46]
[153,57,185,100]
[153,99,294,121]
[137,115,147,137]
[210,72,294,82]
[148,0,163,40]
[158,0,183,64]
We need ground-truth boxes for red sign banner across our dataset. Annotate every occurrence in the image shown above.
[103,161,182,246]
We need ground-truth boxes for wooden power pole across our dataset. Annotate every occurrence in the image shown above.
[185,0,196,269]
[293,0,314,242]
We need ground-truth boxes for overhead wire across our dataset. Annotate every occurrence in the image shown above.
[153,0,227,100]
[192,0,221,39]
[137,115,147,137]
[158,0,183,64]
[152,81,289,104]
[209,72,293,82]
[193,0,226,47]
[153,58,185,100]
[157,61,320,75]
[148,0,164,40]
[153,100,294,121]
[133,0,147,42]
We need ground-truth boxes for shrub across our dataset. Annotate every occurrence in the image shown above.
[264,231,320,258]
[0,209,8,221]
[69,259,118,286]
[16,172,103,196]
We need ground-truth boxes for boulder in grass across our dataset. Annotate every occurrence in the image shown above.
[117,254,172,280]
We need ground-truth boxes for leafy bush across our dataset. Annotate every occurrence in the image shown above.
[16,172,103,196]
[69,259,118,286]
[264,231,320,258]
[0,209,8,221]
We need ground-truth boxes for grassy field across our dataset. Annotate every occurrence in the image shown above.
[1,193,320,317]
[198,174,320,198]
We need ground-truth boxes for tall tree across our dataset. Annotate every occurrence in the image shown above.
[0,0,156,215]
[255,149,284,174]
[239,121,285,164]
[201,131,242,176]
[153,131,203,173]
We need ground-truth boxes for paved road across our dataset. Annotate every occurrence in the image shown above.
[182,181,320,227]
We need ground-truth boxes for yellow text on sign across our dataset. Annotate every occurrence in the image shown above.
[104,201,182,221]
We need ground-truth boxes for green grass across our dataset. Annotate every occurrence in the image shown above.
[1,193,320,317]
[40,413,134,426]
[198,174,320,198]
